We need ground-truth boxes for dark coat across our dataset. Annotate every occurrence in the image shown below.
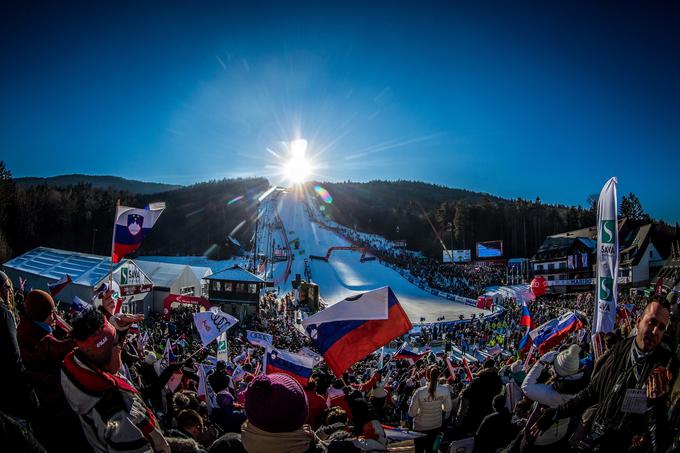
[16,317,75,413]
[209,406,247,434]
[474,408,517,453]
[208,370,231,394]
[462,367,503,432]
[558,337,678,451]
[0,305,37,419]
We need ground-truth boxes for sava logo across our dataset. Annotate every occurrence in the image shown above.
[600,220,615,244]
[598,301,611,312]
[599,277,614,302]
[96,337,109,349]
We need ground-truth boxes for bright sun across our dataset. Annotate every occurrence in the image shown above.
[284,139,311,184]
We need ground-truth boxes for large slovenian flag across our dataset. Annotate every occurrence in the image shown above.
[112,203,165,263]
[265,347,316,386]
[519,300,534,330]
[302,287,412,376]
[48,275,72,297]
[520,311,583,354]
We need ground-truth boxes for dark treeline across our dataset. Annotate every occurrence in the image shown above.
[313,180,601,259]
[0,162,268,262]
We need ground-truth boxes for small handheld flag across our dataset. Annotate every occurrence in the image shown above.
[193,309,239,346]
[48,275,72,297]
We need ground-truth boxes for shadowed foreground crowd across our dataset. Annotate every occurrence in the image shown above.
[2,269,680,453]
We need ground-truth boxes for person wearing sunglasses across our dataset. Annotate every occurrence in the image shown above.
[61,307,170,453]
[16,289,91,452]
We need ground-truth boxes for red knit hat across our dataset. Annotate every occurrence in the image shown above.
[76,317,117,366]
[24,290,56,322]
[245,373,308,432]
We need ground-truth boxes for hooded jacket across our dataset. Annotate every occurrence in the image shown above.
[61,350,168,453]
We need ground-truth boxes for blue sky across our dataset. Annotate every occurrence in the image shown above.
[1,1,679,222]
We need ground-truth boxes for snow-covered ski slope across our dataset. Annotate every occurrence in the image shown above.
[271,190,488,323]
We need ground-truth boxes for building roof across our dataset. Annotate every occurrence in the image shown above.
[207,265,265,283]
[135,260,213,288]
[2,246,123,287]
[620,223,654,266]
[532,236,595,261]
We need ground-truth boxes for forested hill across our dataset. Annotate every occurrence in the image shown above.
[309,180,598,259]
[0,168,268,261]
[15,174,182,194]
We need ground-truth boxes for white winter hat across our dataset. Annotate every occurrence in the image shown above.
[144,351,158,365]
[553,344,581,377]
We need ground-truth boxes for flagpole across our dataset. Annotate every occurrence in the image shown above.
[109,199,120,287]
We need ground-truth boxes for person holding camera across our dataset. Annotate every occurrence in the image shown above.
[530,298,678,451]
[519,344,587,452]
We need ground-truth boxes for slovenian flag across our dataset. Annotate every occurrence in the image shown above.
[519,300,534,330]
[520,311,583,354]
[48,275,72,297]
[265,347,316,386]
[394,342,428,363]
[69,296,89,312]
[112,202,165,263]
[302,287,412,376]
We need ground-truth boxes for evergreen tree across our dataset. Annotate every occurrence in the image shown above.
[620,192,651,222]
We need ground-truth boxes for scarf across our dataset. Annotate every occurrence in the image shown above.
[630,339,653,383]
[241,420,316,453]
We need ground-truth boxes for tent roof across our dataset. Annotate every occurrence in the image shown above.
[2,246,124,287]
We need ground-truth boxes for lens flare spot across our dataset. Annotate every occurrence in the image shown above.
[227,195,244,205]
[314,185,333,204]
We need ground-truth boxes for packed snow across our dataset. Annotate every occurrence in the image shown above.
[269,191,489,323]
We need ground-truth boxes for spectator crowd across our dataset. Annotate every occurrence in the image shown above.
[2,266,680,453]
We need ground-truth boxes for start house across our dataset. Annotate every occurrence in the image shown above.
[206,265,266,320]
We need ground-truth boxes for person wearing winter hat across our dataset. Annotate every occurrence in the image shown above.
[241,373,321,453]
[61,307,170,453]
[210,390,247,434]
[520,344,587,450]
[17,289,92,452]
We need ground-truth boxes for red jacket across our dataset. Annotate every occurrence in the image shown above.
[17,317,75,412]
[304,389,328,429]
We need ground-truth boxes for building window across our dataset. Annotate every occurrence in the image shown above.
[211,281,221,291]
[649,250,653,258]
[536,264,543,271]
[224,282,233,292]
[180,286,195,296]
[248,284,257,294]
[547,275,554,281]
[548,263,555,271]
[236,283,246,293]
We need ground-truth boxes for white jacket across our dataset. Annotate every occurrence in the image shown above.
[521,360,583,446]
[408,384,452,431]
[521,360,582,408]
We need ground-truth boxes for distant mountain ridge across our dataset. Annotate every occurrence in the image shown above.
[15,174,183,194]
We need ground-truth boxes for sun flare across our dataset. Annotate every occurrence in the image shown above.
[283,139,312,184]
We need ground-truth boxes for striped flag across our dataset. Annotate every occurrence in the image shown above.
[48,275,72,297]
[112,202,165,263]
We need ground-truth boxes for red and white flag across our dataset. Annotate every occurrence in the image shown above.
[48,275,72,297]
